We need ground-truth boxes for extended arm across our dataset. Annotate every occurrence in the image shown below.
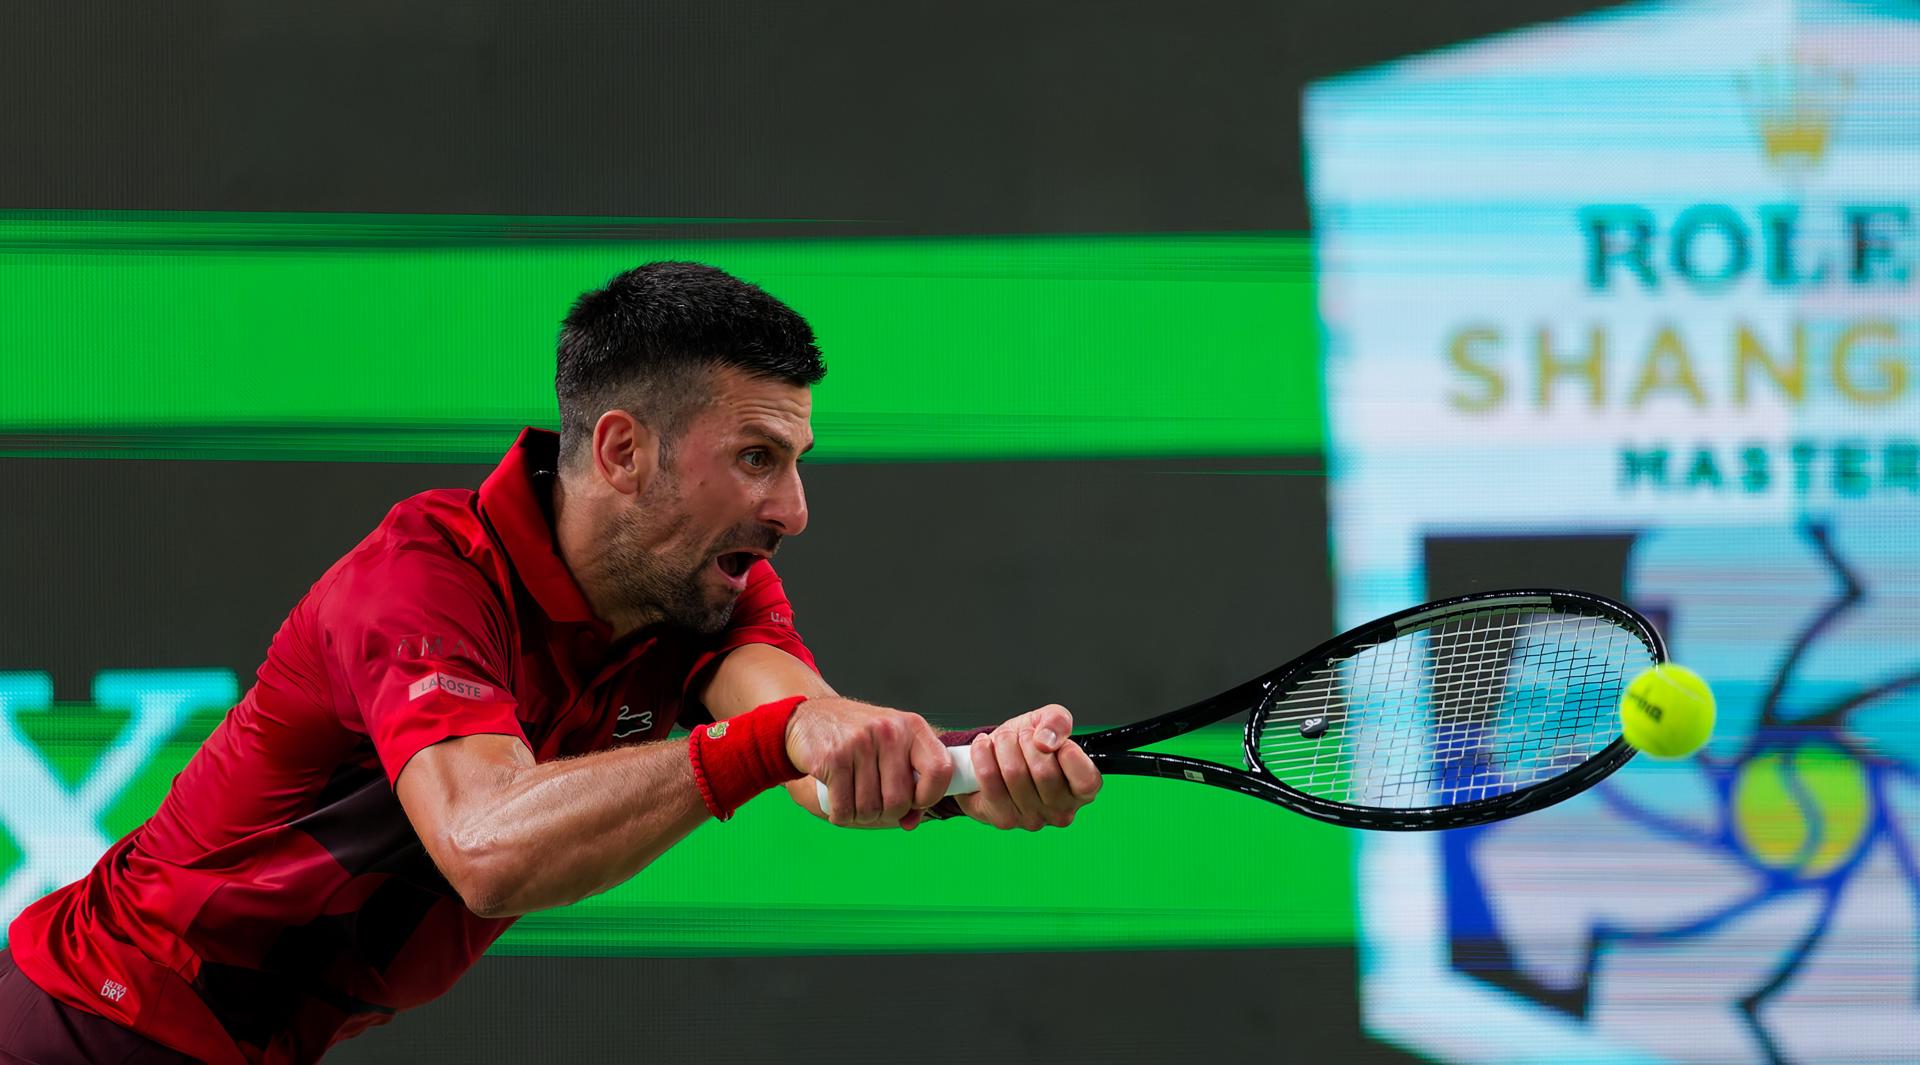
[396,644,1100,916]
[397,733,708,918]
[396,646,953,915]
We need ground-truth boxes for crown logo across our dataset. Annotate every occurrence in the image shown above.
[1737,54,1853,172]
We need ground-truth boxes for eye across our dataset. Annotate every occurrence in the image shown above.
[741,448,771,470]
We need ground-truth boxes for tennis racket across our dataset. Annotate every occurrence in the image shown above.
[818,588,1664,830]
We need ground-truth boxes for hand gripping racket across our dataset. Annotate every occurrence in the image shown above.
[818,589,1664,830]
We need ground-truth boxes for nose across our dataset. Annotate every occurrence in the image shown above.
[761,463,809,537]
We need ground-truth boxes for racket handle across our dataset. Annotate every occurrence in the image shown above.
[812,744,981,811]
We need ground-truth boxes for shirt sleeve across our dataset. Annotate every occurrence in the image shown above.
[678,559,817,727]
[318,547,529,786]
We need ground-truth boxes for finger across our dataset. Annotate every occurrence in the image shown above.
[854,738,882,825]
[995,726,1044,831]
[825,754,854,825]
[879,722,917,826]
[969,734,1013,829]
[1058,740,1102,800]
[907,721,952,810]
[1029,703,1074,753]
[1020,726,1073,819]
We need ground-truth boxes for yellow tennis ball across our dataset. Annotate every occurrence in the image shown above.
[1620,664,1716,759]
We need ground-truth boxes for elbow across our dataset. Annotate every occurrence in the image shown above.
[457,876,522,920]
[436,830,529,919]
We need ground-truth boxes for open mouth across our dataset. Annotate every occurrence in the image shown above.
[715,551,758,581]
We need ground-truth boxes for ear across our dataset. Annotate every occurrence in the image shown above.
[590,410,662,497]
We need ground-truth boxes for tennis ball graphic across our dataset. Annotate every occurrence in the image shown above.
[1620,664,1715,758]
[1732,743,1871,876]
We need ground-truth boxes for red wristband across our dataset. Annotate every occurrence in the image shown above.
[688,695,807,821]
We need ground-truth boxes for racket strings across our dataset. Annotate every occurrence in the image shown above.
[1253,608,1654,809]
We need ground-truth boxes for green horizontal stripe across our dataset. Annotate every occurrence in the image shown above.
[497,724,1354,956]
[0,214,1321,462]
[17,716,1352,956]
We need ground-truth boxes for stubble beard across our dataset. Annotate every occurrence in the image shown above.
[605,481,738,636]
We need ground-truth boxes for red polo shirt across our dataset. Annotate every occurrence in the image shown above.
[7,428,814,1064]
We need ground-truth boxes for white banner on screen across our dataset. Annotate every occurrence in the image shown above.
[1311,1,1920,1062]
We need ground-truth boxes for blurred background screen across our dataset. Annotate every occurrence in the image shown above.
[0,1,1914,1062]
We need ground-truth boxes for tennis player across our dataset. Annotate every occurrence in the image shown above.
[0,262,1101,1064]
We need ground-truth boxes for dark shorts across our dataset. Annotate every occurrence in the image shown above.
[0,950,197,1065]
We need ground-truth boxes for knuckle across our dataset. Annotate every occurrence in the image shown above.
[973,749,1000,780]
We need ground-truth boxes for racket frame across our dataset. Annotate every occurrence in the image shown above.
[1075,589,1667,831]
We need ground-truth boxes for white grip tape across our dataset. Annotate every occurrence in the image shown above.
[813,743,981,811]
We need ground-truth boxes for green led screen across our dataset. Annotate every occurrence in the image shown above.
[0,214,1321,463]
[1,212,1341,959]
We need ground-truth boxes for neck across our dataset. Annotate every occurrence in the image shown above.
[551,473,663,639]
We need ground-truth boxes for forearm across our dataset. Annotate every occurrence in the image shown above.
[478,643,827,899]
[445,739,709,917]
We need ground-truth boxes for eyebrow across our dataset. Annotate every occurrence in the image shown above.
[743,423,815,456]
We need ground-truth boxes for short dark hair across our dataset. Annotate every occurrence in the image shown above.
[555,262,826,468]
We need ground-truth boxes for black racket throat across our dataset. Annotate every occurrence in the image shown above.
[1072,674,1274,757]
[1075,588,1666,831]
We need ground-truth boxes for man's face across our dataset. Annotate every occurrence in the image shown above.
[605,367,813,634]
